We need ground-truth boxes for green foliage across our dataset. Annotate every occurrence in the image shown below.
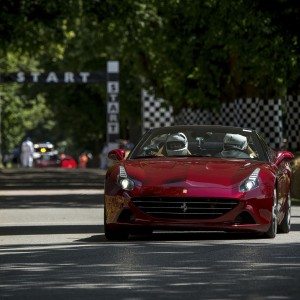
[0,50,54,153]
[0,0,300,156]
[0,84,53,152]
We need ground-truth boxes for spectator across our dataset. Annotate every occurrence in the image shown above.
[21,137,34,168]
[2,153,10,168]
[12,147,20,167]
[100,143,109,169]
[79,152,88,168]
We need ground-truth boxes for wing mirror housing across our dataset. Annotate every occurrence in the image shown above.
[108,149,126,161]
[275,151,294,166]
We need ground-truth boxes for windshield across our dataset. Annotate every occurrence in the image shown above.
[129,126,267,161]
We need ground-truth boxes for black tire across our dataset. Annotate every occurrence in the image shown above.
[104,206,129,240]
[105,227,129,241]
[278,192,291,234]
[264,188,278,239]
[130,229,153,237]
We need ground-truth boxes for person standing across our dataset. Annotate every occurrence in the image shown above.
[78,152,88,168]
[12,147,20,167]
[100,143,109,169]
[21,137,34,168]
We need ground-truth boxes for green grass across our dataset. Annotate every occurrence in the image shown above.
[292,198,300,206]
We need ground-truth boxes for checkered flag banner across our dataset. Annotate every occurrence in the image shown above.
[233,98,283,148]
[257,99,283,149]
[286,95,300,150]
[235,98,261,129]
[174,107,211,125]
[141,89,174,133]
[212,101,236,126]
[176,99,283,148]
[141,90,283,149]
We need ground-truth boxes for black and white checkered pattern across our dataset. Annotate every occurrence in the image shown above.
[286,95,300,150]
[257,99,283,148]
[215,101,236,126]
[141,90,174,133]
[174,108,197,125]
[235,98,261,129]
[174,108,211,125]
[142,91,283,148]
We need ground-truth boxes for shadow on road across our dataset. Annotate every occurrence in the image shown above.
[76,231,266,243]
[291,223,300,231]
[2,224,299,239]
[0,168,105,190]
[0,225,103,236]
[0,194,104,209]
[1,240,300,300]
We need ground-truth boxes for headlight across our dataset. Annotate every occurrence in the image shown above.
[118,166,135,191]
[119,178,135,190]
[240,168,260,192]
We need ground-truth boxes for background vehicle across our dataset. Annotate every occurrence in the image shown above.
[34,142,59,167]
[34,142,77,168]
[104,125,294,240]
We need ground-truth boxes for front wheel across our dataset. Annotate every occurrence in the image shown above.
[105,226,129,241]
[264,188,278,238]
[104,208,129,240]
[278,192,291,234]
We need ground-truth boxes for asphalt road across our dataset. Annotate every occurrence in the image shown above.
[1,173,300,299]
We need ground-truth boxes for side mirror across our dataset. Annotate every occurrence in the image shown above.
[108,149,126,161]
[275,151,294,166]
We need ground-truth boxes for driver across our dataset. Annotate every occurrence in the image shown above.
[221,133,251,158]
[165,132,189,156]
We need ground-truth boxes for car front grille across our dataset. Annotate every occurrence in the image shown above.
[131,197,239,219]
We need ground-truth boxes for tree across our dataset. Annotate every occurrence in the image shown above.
[0,0,299,158]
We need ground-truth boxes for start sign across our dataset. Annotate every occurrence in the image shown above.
[106,61,120,143]
[0,60,121,144]
[0,71,107,83]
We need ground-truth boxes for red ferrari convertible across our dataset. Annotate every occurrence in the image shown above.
[104,125,294,240]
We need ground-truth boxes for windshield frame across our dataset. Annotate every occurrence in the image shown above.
[128,125,268,162]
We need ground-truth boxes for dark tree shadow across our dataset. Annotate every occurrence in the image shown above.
[0,194,104,209]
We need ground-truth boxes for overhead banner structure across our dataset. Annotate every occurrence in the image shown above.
[106,61,120,144]
[0,61,120,144]
[0,71,118,83]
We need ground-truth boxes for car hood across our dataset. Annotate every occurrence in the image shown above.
[124,157,266,189]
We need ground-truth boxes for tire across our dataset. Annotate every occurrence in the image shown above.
[130,229,153,237]
[105,227,129,241]
[264,188,278,239]
[104,206,129,240]
[278,191,291,234]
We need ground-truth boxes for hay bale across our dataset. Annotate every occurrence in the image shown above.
[291,157,300,199]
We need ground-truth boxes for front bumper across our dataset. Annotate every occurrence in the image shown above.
[104,189,273,233]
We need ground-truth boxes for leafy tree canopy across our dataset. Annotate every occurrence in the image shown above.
[0,0,299,156]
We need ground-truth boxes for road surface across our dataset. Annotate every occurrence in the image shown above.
[0,174,300,299]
